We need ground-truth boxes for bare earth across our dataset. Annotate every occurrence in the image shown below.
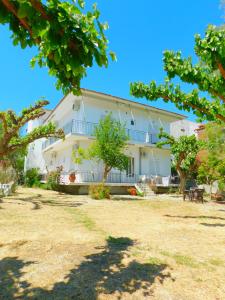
[0,187,225,300]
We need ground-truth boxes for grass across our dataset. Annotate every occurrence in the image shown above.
[208,258,224,267]
[0,187,225,300]
[66,207,97,231]
[160,250,198,268]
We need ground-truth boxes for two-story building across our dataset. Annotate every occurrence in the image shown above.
[25,89,185,191]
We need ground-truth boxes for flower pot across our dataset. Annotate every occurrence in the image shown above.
[130,189,137,196]
[128,188,137,196]
[69,173,76,183]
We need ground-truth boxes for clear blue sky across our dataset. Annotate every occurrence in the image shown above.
[0,0,223,121]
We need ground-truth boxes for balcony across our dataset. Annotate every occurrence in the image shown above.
[42,119,160,150]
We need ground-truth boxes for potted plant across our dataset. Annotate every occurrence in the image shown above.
[69,171,76,183]
[128,187,137,196]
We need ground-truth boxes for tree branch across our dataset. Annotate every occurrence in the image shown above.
[30,0,50,21]
[217,61,225,81]
[2,0,33,35]
[2,0,79,53]
[0,112,8,134]
[5,129,64,156]
[162,95,225,123]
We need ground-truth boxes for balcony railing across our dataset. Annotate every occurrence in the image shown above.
[42,119,160,150]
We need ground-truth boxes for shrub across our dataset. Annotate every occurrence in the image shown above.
[25,168,41,187]
[44,170,60,191]
[89,184,110,199]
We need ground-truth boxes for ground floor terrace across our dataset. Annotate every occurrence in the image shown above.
[39,140,173,186]
[0,187,224,299]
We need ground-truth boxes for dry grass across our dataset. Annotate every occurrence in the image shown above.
[0,187,225,299]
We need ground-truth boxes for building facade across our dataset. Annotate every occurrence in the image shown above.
[25,89,185,185]
[170,119,201,139]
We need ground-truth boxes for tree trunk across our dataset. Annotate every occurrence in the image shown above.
[210,182,213,201]
[102,165,110,184]
[178,172,187,195]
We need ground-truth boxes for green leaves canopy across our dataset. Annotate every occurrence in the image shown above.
[92,114,129,173]
[0,100,64,158]
[73,114,129,182]
[157,130,203,192]
[197,123,225,190]
[131,25,225,123]
[0,0,114,94]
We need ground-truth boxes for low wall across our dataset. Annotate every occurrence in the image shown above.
[59,184,132,195]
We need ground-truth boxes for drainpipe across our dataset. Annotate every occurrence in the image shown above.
[139,147,142,175]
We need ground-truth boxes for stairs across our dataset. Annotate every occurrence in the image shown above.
[135,183,155,197]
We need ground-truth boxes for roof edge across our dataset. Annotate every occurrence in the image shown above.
[45,88,186,122]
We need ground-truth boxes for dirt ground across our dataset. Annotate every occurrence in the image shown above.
[0,187,225,300]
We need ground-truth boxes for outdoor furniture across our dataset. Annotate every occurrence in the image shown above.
[0,182,13,196]
[183,188,204,203]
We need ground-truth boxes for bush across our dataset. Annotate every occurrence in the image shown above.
[44,170,60,191]
[25,168,41,187]
[89,184,110,199]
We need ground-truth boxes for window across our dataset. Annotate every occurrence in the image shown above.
[126,157,134,177]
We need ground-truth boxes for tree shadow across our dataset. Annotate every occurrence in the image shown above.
[0,237,171,299]
[0,257,34,299]
[164,214,225,221]
[200,223,225,227]
[4,193,86,210]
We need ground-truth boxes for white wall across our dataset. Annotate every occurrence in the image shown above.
[170,120,200,139]
[26,91,184,178]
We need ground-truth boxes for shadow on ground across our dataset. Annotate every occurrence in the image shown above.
[200,223,225,227]
[4,193,86,210]
[0,237,171,299]
[164,214,225,221]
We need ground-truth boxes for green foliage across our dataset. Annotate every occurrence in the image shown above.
[8,147,27,184]
[130,25,225,123]
[25,168,41,187]
[197,123,225,191]
[0,123,26,184]
[157,130,202,193]
[89,184,110,200]
[73,114,129,182]
[0,0,114,94]
[0,100,64,159]
[92,114,129,180]
[44,170,60,190]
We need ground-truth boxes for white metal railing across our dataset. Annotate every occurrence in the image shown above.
[42,119,160,150]
[59,171,173,186]
[60,171,140,185]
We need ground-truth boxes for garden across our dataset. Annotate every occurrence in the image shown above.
[0,186,225,299]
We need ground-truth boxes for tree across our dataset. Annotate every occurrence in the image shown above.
[0,0,114,94]
[0,100,64,159]
[157,131,202,193]
[197,123,225,193]
[130,25,225,123]
[73,114,129,183]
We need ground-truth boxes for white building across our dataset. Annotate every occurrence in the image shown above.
[25,89,185,187]
[170,119,200,139]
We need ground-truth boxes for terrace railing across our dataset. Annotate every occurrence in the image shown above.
[60,171,140,184]
[42,119,160,150]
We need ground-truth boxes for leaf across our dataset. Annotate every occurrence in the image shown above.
[109,51,117,62]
